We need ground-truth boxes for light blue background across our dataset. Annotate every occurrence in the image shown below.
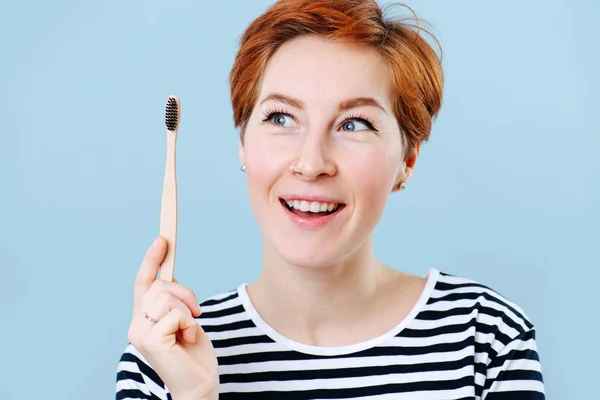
[1,0,598,399]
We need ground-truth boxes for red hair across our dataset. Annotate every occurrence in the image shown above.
[229,0,443,152]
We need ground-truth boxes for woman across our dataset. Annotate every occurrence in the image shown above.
[116,0,545,399]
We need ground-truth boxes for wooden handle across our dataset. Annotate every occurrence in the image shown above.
[159,130,177,282]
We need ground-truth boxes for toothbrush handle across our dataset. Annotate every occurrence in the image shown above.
[159,130,177,282]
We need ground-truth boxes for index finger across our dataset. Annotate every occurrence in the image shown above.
[134,237,168,304]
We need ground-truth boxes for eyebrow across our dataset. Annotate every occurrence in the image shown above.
[338,97,388,115]
[259,93,388,115]
[259,93,305,109]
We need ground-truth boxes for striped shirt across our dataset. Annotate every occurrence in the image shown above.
[116,269,545,399]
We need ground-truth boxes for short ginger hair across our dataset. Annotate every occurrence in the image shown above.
[229,0,444,152]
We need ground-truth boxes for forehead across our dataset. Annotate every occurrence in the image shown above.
[259,36,393,109]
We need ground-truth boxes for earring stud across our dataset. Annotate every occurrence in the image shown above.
[240,164,246,172]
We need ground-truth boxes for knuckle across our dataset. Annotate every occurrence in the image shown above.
[174,307,193,322]
[171,307,186,318]
[170,282,194,303]
[149,279,166,293]
[182,287,197,304]
[156,290,173,304]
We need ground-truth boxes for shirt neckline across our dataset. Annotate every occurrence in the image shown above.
[236,268,440,356]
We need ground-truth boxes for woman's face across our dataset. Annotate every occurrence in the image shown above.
[240,35,413,269]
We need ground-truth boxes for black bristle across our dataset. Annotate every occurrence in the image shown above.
[165,97,179,131]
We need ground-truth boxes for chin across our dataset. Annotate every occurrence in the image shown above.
[270,234,362,271]
[285,253,337,270]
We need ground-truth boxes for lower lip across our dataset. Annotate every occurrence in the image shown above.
[281,202,344,229]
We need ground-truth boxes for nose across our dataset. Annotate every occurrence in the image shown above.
[291,131,337,180]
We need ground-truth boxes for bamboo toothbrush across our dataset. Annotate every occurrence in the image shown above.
[159,95,180,282]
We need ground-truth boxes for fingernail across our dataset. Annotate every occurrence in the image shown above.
[152,237,160,247]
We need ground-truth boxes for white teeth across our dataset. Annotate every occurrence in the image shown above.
[309,202,321,212]
[300,201,310,212]
[284,199,340,213]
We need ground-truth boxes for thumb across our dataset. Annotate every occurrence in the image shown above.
[134,237,168,303]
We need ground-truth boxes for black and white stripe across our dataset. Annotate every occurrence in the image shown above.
[116,269,545,399]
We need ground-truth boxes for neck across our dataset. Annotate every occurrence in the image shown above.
[247,235,401,346]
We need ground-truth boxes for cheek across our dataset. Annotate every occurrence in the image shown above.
[243,131,290,207]
[347,148,399,212]
[244,140,270,201]
[245,133,288,177]
[244,122,301,176]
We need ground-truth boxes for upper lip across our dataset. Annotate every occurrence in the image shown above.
[279,194,345,204]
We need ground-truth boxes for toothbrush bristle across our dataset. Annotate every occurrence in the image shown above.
[165,97,179,131]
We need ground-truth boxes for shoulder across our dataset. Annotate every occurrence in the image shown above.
[116,343,168,399]
[427,270,536,340]
[198,287,241,308]
[195,286,253,330]
[197,286,243,318]
[427,272,545,396]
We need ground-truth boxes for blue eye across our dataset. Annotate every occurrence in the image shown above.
[268,112,295,127]
[341,119,371,132]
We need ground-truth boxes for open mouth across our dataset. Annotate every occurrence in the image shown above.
[280,198,345,219]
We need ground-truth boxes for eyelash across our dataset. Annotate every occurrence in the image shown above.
[345,113,378,132]
[262,107,289,122]
[261,109,378,132]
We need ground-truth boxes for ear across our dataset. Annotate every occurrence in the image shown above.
[392,143,420,193]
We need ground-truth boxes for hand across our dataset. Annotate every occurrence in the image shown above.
[127,237,219,400]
